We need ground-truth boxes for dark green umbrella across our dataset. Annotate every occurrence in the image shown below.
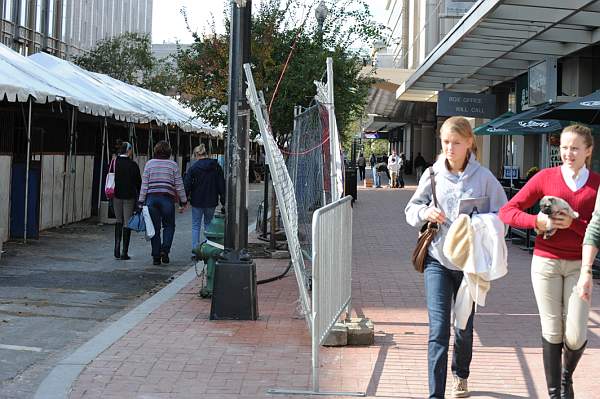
[538,90,600,125]
[485,103,567,135]
[474,112,515,135]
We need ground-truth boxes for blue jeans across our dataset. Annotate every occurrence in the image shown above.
[372,168,381,187]
[192,206,216,250]
[424,256,474,398]
[146,195,176,258]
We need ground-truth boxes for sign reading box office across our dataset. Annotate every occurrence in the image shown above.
[437,91,497,119]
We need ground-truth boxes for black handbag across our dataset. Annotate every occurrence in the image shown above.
[411,168,439,273]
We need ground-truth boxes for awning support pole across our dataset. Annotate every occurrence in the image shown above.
[23,97,32,243]
[97,118,107,213]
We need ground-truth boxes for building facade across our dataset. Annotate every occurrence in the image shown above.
[369,0,600,179]
[0,0,152,58]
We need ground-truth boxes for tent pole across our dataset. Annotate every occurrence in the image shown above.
[97,118,107,214]
[24,97,32,243]
[176,127,180,166]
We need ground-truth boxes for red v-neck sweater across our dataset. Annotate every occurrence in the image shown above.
[499,167,600,260]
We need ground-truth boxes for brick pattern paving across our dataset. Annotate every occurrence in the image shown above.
[69,186,600,398]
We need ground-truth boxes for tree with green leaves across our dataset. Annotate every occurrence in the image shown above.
[176,0,384,145]
[72,32,177,95]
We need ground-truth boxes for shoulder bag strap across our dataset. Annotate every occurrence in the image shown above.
[429,167,438,208]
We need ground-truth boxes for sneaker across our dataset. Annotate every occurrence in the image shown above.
[152,257,161,266]
[452,376,469,398]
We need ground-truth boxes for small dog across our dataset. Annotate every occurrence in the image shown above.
[537,195,579,239]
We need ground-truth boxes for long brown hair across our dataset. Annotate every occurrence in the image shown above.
[562,124,594,167]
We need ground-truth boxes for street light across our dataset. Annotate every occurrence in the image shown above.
[315,1,328,33]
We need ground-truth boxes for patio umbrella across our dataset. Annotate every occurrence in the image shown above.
[486,103,567,135]
[537,90,600,125]
[474,111,515,135]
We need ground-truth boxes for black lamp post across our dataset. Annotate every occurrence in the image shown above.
[210,0,258,321]
[315,1,329,33]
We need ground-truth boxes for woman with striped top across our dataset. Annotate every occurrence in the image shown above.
[139,141,188,265]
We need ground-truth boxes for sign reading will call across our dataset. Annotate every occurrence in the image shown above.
[437,91,497,119]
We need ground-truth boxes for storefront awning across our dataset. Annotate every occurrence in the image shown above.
[397,0,600,102]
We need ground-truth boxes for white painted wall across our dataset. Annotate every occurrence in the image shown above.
[0,156,11,242]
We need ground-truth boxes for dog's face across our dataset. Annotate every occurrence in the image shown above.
[539,196,576,217]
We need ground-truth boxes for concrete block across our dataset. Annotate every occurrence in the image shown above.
[346,317,374,346]
[322,323,347,346]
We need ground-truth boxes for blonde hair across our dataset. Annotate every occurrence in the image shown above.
[440,116,478,157]
[562,124,594,167]
[193,144,207,157]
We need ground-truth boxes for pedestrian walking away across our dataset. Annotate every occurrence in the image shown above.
[139,140,188,266]
[398,152,406,188]
[184,144,225,252]
[357,152,366,181]
[415,152,427,182]
[405,116,508,399]
[112,141,142,260]
[388,150,400,188]
[499,124,600,399]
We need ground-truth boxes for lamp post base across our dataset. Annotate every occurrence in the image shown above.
[210,249,259,320]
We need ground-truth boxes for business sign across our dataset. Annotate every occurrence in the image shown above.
[446,0,477,14]
[437,91,497,119]
[528,59,557,106]
[503,166,520,179]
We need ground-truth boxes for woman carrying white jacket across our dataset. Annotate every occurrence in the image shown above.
[405,116,507,399]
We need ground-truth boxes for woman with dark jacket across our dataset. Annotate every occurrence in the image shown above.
[113,142,142,260]
[184,144,225,250]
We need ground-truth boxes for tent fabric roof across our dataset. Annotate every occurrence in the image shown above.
[0,43,68,104]
[0,43,219,135]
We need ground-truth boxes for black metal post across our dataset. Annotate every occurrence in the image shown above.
[211,0,258,321]
[224,0,251,251]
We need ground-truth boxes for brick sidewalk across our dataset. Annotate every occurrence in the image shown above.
[69,187,600,399]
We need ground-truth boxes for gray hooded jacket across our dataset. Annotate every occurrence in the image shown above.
[405,154,508,270]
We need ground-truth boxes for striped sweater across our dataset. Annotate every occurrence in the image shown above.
[139,159,187,204]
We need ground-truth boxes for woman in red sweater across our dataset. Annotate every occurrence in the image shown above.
[499,125,599,399]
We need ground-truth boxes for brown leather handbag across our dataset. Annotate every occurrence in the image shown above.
[411,168,439,273]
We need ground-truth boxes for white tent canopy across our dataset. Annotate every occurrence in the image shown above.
[0,43,219,135]
[28,52,218,134]
[0,43,67,104]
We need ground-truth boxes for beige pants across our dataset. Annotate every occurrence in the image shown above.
[531,255,590,349]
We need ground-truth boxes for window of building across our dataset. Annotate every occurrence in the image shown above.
[4,0,13,21]
[18,0,27,26]
[61,0,67,40]
[47,0,54,36]
[35,0,42,32]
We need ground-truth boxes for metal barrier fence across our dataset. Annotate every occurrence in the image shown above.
[269,196,363,397]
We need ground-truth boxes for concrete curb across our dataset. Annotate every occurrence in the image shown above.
[33,265,199,399]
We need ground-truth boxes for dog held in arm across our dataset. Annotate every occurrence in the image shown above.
[537,195,579,239]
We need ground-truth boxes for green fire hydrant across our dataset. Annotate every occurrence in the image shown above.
[193,212,225,298]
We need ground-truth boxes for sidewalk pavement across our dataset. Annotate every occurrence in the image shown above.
[65,178,600,399]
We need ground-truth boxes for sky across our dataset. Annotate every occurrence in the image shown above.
[151,0,388,45]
